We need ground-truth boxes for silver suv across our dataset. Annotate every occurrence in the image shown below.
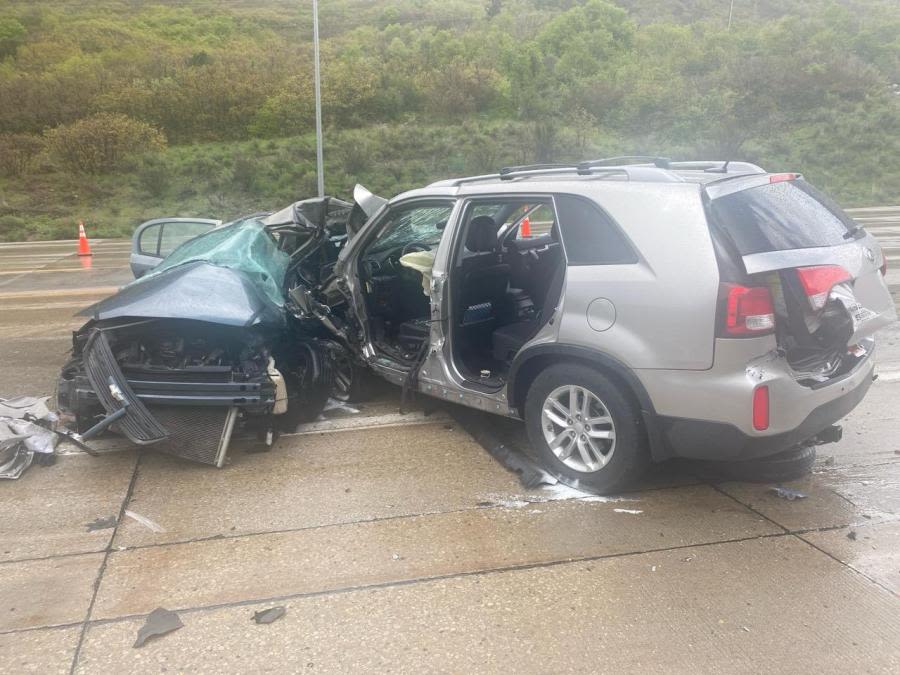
[315,158,895,491]
[59,158,895,492]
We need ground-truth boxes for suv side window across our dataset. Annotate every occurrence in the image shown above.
[555,194,637,265]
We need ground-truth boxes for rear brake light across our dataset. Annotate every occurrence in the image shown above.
[769,173,799,183]
[752,385,769,431]
[795,265,851,311]
[723,285,775,336]
[881,258,888,276]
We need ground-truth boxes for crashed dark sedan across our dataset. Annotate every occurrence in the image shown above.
[57,194,370,466]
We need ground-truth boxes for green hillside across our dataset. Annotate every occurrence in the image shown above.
[0,0,898,240]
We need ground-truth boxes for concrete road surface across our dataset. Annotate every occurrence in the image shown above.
[0,214,899,674]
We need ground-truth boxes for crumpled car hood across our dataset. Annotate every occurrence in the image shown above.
[82,218,291,327]
[80,261,285,327]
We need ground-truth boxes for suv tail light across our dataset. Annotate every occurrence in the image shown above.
[795,265,851,311]
[881,258,888,277]
[722,284,775,336]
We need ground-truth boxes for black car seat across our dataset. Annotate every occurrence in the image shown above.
[491,261,565,362]
[458,215,510,322]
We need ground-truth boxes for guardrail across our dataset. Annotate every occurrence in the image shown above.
[846,206,900,228]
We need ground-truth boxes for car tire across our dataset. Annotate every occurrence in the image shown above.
[688,444,817,483]
[276,345,332,432]
[331,353,371,403]
[524,363,649,494]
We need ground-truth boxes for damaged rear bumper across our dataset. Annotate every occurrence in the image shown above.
[656,366,872,461]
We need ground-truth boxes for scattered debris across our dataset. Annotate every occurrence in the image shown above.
[391,553,401,560]
[86,516,117,532]
[741,626,751,633]
[252,606,286,625]
[847,530,858,541]
[0,396,63,479]
[0,424,33,480]
[767,486,808,501]
[124,510,166,533]
[823,456,835,466]
[613,508,644,515]
[450,407,555,489]
[682,555,694,563]
[651,565,657,572]
[133,608,183,648]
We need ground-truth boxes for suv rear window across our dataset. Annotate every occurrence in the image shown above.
[708,180,859,255]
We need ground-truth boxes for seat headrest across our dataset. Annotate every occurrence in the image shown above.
[466,215,499,252]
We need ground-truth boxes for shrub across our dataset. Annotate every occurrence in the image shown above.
[0,215,27,241]
[136,153,172,197]
[44,113,166,174]
[0,133,44,176]
[231,155,262,193]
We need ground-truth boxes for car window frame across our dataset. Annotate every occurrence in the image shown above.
[552,192,639,267]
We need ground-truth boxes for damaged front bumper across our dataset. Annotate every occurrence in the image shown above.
[58,329,278,467]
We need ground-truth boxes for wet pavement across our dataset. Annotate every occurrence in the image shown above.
[1,219,899,673]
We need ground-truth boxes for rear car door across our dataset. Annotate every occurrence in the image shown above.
[131,218,221,278]
[705,175,895,369]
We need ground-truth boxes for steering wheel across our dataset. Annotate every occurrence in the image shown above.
[400,241,431,256]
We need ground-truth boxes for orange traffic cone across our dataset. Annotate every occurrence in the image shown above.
[77,221,92,256]
[520,215,532,238]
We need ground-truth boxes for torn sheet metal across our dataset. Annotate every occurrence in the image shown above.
[0,420,33,479]
[252,606,286,624]
[86,516,118,531]
[133,607,184,648]
[5,418,58,455]
[0,396,52,420]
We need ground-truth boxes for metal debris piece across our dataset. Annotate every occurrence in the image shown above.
[133,607,183,648]
[86,516,117,532]
[252,606,286,624]
[767,486,808,501]
[847,530,858,541]
[0,396,51,420]
[124,510,166,533]
[0,420,33,479]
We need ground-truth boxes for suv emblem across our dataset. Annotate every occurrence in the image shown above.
[863,247,875,262]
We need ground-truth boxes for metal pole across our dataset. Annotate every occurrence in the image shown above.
[312,0,324,197]
[727,0,735,30]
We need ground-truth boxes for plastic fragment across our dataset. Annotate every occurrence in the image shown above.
[613,508,644,515]
[847,530,858,541]
[133,608,183,647]
[86,516,117,532]
[252,606,286,624]
[767,486,807,500]
[124,510,166,533]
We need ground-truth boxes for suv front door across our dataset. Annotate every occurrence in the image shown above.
[334,198,459,364]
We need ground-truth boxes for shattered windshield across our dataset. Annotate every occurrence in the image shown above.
[136,218,290,306]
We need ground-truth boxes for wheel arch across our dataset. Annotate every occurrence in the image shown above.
[507,344,670,462]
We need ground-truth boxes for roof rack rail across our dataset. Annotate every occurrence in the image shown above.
[577,156,671,172]
[499,163,577,179]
